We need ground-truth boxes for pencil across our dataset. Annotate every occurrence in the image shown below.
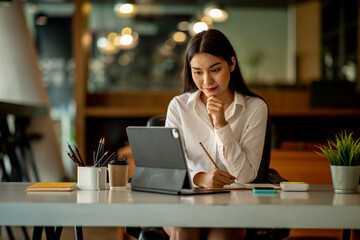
[101,152,116,167]
[95,138,101,163]
[100,138,105,158]
[93,151,96,165]
[74,145,85,166]
[95,151,108,167]
[67,142,79,163]
[199,142,219,169]
[66,151,80,166]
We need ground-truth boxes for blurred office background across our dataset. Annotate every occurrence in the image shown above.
[18,0,359,179]
[0,0,359,239]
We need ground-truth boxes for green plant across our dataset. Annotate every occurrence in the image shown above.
[315,131,360,166]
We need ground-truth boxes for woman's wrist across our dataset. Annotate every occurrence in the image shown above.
[214,121,228,130]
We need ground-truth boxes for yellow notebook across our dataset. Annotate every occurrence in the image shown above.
[27,182,77,192]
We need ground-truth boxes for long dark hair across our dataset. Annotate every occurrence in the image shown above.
[183,29,261,99]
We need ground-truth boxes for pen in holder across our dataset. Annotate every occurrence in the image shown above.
[66,137,117,190]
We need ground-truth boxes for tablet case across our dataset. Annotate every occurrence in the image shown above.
[126,127,192,195]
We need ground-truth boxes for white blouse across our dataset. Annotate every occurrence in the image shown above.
[165,90,268,184]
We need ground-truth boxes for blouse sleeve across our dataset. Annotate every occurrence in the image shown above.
[165,99,181,129]
[215,102,268,183]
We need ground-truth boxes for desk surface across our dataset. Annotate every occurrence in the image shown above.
[1,183,360,229]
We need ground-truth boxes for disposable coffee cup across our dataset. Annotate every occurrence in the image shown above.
[108,158,129,190]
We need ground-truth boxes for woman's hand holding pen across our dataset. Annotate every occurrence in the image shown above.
[206,96,227,129]
[194,170,236,188]
[198,142,236,188]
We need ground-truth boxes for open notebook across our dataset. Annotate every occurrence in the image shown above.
[126,127,230,195]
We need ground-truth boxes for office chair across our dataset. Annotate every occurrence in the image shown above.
[126,115,289,240]
[0,116,38,240]
[0,116,83,240]
[146,115,167,127]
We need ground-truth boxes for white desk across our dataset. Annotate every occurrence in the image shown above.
[0,183,360,230]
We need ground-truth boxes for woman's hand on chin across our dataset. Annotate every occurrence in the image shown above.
[206,96,227,129]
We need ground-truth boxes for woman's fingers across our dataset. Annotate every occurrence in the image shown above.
[217,170,234,184]
[211,169,234,187]
[206,96,227,129]
[206,96,223,112]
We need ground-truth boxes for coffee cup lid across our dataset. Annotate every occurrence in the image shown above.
[109,158,129,165]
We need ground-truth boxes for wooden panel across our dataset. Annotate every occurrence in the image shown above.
[86,107,167,117]
[254,87,310,111]
[85,88,360,118]
[86,105,360,118]
[74,0,91,160]
[295,0,321,84]
[87,91,180,108]
[269,108,360,117]
[254,87,360,117]
[85,91,179,117]
[270,150,332,184]
[288,229,342,239]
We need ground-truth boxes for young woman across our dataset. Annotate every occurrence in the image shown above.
[164,29,268,240]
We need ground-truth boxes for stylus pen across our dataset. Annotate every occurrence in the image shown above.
[199,142,236,183]
[199,142,219,169]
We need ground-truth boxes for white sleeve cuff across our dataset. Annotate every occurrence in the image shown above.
[215,123,235,147]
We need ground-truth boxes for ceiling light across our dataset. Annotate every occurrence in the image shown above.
[121,27,132,35]
[120,4,134,14]
[177,21,189,31]
[114,3,137,18]
[120,34,133,46]
[209,8,228,22]
[203,4,228,22]
[193,22,208,33]
[188,21,209,37]
[172,31,186,43]
[114,32,139,50]
[107,32,118,42]
[97,37,109,48]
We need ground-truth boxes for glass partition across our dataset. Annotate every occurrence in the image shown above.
[88,1,295,93]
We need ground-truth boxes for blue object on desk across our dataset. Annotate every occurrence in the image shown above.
[252,187,277,194]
